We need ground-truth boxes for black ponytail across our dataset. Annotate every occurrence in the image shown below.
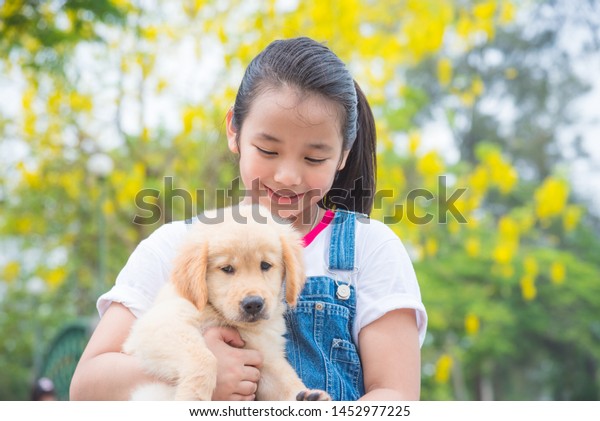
[320,82,376,215]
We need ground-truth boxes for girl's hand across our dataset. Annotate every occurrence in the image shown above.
[203,326,263,401]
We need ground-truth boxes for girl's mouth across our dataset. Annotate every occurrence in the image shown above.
[265,186,304,206]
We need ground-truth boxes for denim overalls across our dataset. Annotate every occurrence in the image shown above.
[284,210,365,401]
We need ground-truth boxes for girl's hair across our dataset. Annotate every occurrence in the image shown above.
[231,37,377,215]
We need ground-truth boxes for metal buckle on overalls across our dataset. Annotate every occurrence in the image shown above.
[328,267,358,301]
[335,282,351,300]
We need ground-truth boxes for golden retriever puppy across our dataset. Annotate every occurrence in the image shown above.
[123,204,330,401]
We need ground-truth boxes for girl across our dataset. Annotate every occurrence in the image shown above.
[70,37,427,401]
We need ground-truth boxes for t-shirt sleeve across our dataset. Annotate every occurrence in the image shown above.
[96,221,188,318]
[354,221,428,347]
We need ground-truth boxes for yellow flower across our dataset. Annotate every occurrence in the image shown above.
[156,78,169,94]
[142,25,158,42]
[498,216,520,243]
[23,113,37,137]
[437,58,453,87]
[520,275,537,301]
[471,162,488,184]
[425,237,438,257]
[473,1,497,20]
[534,177,569,221]
[563,205,583,232]
[417,151,445,177]
[465,236,480,257]
[112,0,131,9]
[493,216,519,265]
[141,127,150,143]
[435,354,453,384]
[3,261,21,283]
[22,87,36,111]
[46,267,67,289]
[523,256,538,277]
[182,0,204,18]
[135,53,155,78]
[478,17,496,41]
[499,0,516,24]
[102,199,115,216]
[485,151,517,194]
[471,77,485,97]
[493,242,515,265]
[117,162,146,208]
[379,131,394,152]
[15,217,33,234]
[550,262,566,285]
[47,90,62,115]
[465,313,480,336]
[389,167,406,194]
[120,57,130,73]
[408,130,421,155]
[459,91,475,107]
[456,10,473,40]
[60,171,79,199]
[218,25,228,44]
[69,92,93,113]
[182,106,196,134]
[17,162,41,188]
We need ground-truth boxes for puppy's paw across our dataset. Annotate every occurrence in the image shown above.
[296,389,331,401]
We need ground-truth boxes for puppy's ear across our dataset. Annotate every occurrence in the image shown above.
[170,240,209,311]
[280,231,306,307]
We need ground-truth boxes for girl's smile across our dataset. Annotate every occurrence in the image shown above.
[265,185,305,205]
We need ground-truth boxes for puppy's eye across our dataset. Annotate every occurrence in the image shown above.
[260,261,272,271]
[221,265,235,274]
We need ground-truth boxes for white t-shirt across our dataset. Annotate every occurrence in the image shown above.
[98,212,428,347]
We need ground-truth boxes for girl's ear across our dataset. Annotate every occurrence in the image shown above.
[225,108,239,154]
[337,149,351,171]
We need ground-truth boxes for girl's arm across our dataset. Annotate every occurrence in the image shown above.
[69,302,157,400]
[358,308,421,401]
[69,302,262,400]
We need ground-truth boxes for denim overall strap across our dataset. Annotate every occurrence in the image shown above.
[329,210,355,271]
[284,210,365,400]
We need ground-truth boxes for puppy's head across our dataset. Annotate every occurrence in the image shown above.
[171,204,306,326]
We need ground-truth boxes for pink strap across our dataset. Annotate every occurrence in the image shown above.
[302,210,335,247]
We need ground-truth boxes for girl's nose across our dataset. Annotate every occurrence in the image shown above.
[273,163,302,187]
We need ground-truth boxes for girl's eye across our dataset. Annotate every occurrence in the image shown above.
[221,265,235,274]
[305,157,328,164]
[256,146,277,156]
[260,261,272,271]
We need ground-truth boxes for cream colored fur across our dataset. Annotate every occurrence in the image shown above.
[123,204,330,401]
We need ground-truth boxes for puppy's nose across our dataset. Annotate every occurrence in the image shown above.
[241,296,264,316]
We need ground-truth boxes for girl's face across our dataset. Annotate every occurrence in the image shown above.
[226,85,349,224]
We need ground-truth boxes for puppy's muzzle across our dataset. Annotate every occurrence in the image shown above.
[240,296,266,321]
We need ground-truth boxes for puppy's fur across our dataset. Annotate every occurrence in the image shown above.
[123,204,330,401]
